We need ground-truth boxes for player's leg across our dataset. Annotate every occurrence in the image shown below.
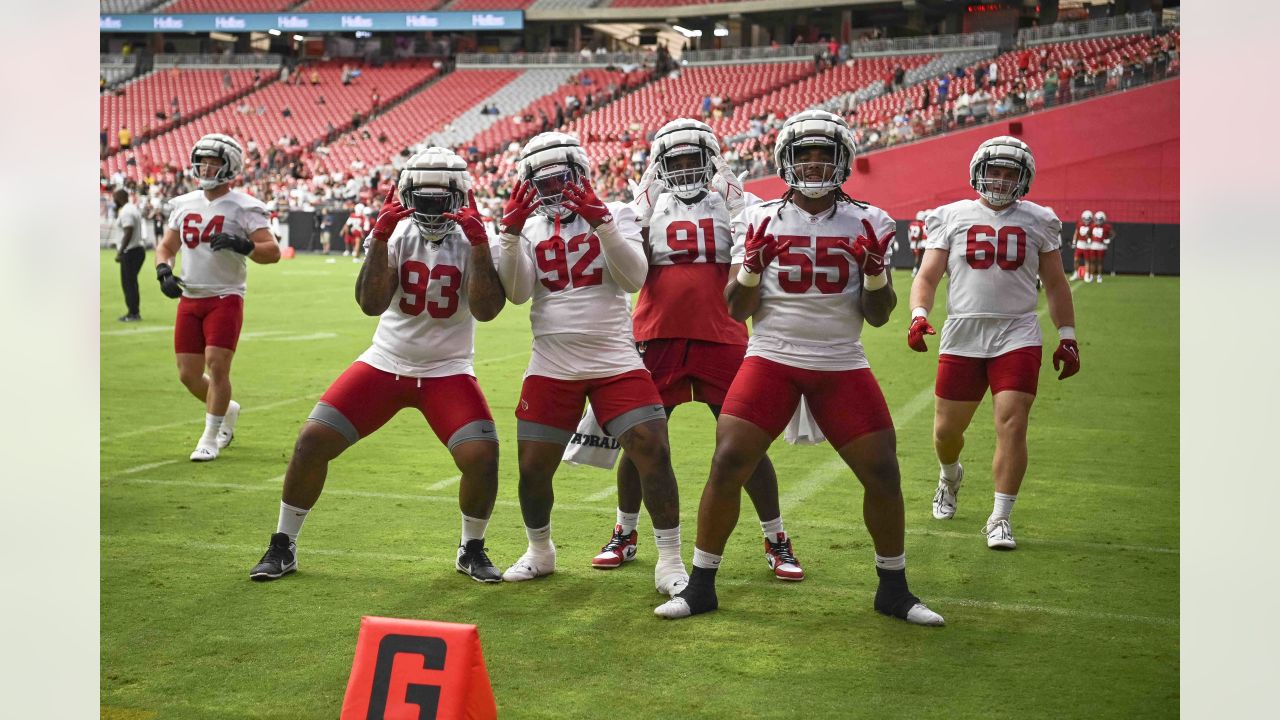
[593,372,683,594]
[983,347,1041,550]
[420,374,504,582]
[504,375,586,582]
[809,369,943,626]
[189,296,245,460]
[250,362,408,580]
[931,354,986,518]
[656,357,798,619]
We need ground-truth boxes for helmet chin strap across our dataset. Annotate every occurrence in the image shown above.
[798,187,830,199]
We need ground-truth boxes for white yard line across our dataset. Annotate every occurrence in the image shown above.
[110,459,180,477]
[425,475,461,492]
[101,396,312,441]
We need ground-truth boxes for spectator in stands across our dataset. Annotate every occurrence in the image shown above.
[988,59,999,86]
[253,70,262,88]
[118,125,132,151]
[937,75,950,106]
[316,94,326,106]
[954,90,972,126]
[100,75,106,94]
[1043,65,1060,107]
[970,86,991,123]
[310,69,320,86]
[100,128,108,159]
[700,95,712,118]
[222,71,232,89]
[282,105,293,119]
[370,89,381,112]
[1010,80,1028,113]
[1017,49,1031,77]
[341,65,353,86]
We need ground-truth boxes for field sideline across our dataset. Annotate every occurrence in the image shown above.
[100,251,1179,719]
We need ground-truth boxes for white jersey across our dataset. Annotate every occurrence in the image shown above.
[518,202,646,380]
[165,189,271,298]
[647,192,733,265]
[732,199,895,371]
[1074,223,1092,250]
[357,220,496,378]
[1089,224,1108,251]
[113,203,144,251]
[924,198,1062,358]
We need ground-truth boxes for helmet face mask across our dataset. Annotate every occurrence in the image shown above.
[969,136,1035,207]
[190,134,243,190]
[396,146,473,241]
[659,146,711,199]
[404,186,463,240]
[518,132,591,219]
[1095,211,1107,224]
[1081,210,1094,224]
[774,110,855,200]
[529,162,581,219]
[974,160,1025,207]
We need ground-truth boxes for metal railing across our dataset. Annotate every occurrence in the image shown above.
[457,51,648,68]
[153,53,284,69]
[1017,12,1156,46]
[840,31,1001,56]
[100,54,136,67]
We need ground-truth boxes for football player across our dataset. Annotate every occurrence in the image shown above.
[594,118,803,582]
[495,132,689,596]
[341,210,364,259]
[1073,210,1093,281]
[249,148,508,583]
[907,136,1081,550]
[1089,210,1113,282]
[655,111,943,625]
[155,134,280,462]
[909,210,928,277]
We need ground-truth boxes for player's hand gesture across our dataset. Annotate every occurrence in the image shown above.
[630,163,665,228]
[370,186,414,242]
[741,216,790,275]
[210,232,254,255]
[848,218,894,277]
[156,263,183,299]
[562,178,611,228]
[501,180,539,236]
[907,315,936,352]
[1053,339,1081,380]
[442,190,489,247]
[710,156,746,217]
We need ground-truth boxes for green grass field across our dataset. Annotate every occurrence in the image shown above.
[100,251,1178,719]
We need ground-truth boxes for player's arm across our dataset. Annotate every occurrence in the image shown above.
[845,217,896,327]
[156,227,180,268]
[248,227,281,264]
[497,182,538,304]
[563,183,647,292]
[444,192,507,321]
[355,239,397,316]
[1039,248,1081,379]
[115,224,135,262]
[859,270,896,327]
[909,249,947,316]
[724,264,762,321]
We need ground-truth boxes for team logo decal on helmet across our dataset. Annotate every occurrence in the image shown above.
[651,118,719,200]
[518,132,592,219]
[190,133,244,190]
[773,110,857,198]
[969,136,1036,207]
[397,147,472,241]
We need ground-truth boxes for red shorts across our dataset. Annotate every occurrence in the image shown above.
[1090,248,1107,261]
[642,338,746,408]
[517,369,664,440]
[1074,248,1088,263]
[719,356,894,449]
[174,294,244,354]
[935,346,1042,402]
[314,361,495,449]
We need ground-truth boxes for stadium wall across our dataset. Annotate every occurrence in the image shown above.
[749,78,1180,275]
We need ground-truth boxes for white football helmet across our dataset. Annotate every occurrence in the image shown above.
[969,136,1035,207]
[916,210,926,221]
[1080,210,1094,225]
[774,110,857,198]
[397,147,472,241]
[518,132,591,218]
[651,118,719,200]
[1095,211,1107,224]
[190,133,243,190]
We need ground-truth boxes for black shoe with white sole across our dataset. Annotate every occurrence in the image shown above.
[250,532,297,581]
[456,539,503,583]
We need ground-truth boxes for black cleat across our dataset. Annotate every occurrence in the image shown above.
[873,567,945,626]
[250,532,297,581]
[456,539,503,583]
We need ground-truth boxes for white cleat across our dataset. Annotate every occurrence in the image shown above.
[217,400,240,449]
[932,465,963,520]
[985,518,1017,550]
[654,596,692,619]
[655,562,690,597]
[190,444,219,462]
[502,546,556,582]
[905,603,946,626]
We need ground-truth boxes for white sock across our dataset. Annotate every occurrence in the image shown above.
[200,413,223,446]
[940,461,962,483]
[461,514,489,544]
[692,547,722,570]
[653,524,682,565]
[616,508,640,536]
[277,501,309,542]
[992,492,1017,520]
[525,523,552,554]
[875,552,906,571]
[760,516,785,539]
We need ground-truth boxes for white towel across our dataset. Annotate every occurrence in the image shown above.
[562,404,622,469]
[784,397,826,445]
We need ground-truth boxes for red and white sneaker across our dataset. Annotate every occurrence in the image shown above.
[591,524,638,569]
[764,532,804,581]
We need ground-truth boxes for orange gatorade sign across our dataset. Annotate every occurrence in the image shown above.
[341,616,496,720]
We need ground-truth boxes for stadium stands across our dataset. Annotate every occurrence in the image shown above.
[101,68,258,154]
[100,0,168,12]
[444,0,536,9]
[606,0,720,6]
[103,61,437,179]
[295,0,446,10]
[527,0,602,10]
[162,0,294,11]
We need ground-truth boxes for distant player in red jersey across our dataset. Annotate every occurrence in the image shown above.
[1088,210,1113,283]
[593,118,802,581]
[342,212,364,259]
[908,136,1080,550]
[656,111,943,625]
[909,210,928,277]
[1073,210,1092,281]
[248,148,509,583]
[154,134,280,462]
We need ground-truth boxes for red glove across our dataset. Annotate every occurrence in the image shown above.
[562,178,611,227]
[907,315,936,352]
[1053,339,1080,380]
[741,216,791,275]
[501,180,538,236]
[370,186,414,242]
[849,218,894,277]
[442,190,489,247]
